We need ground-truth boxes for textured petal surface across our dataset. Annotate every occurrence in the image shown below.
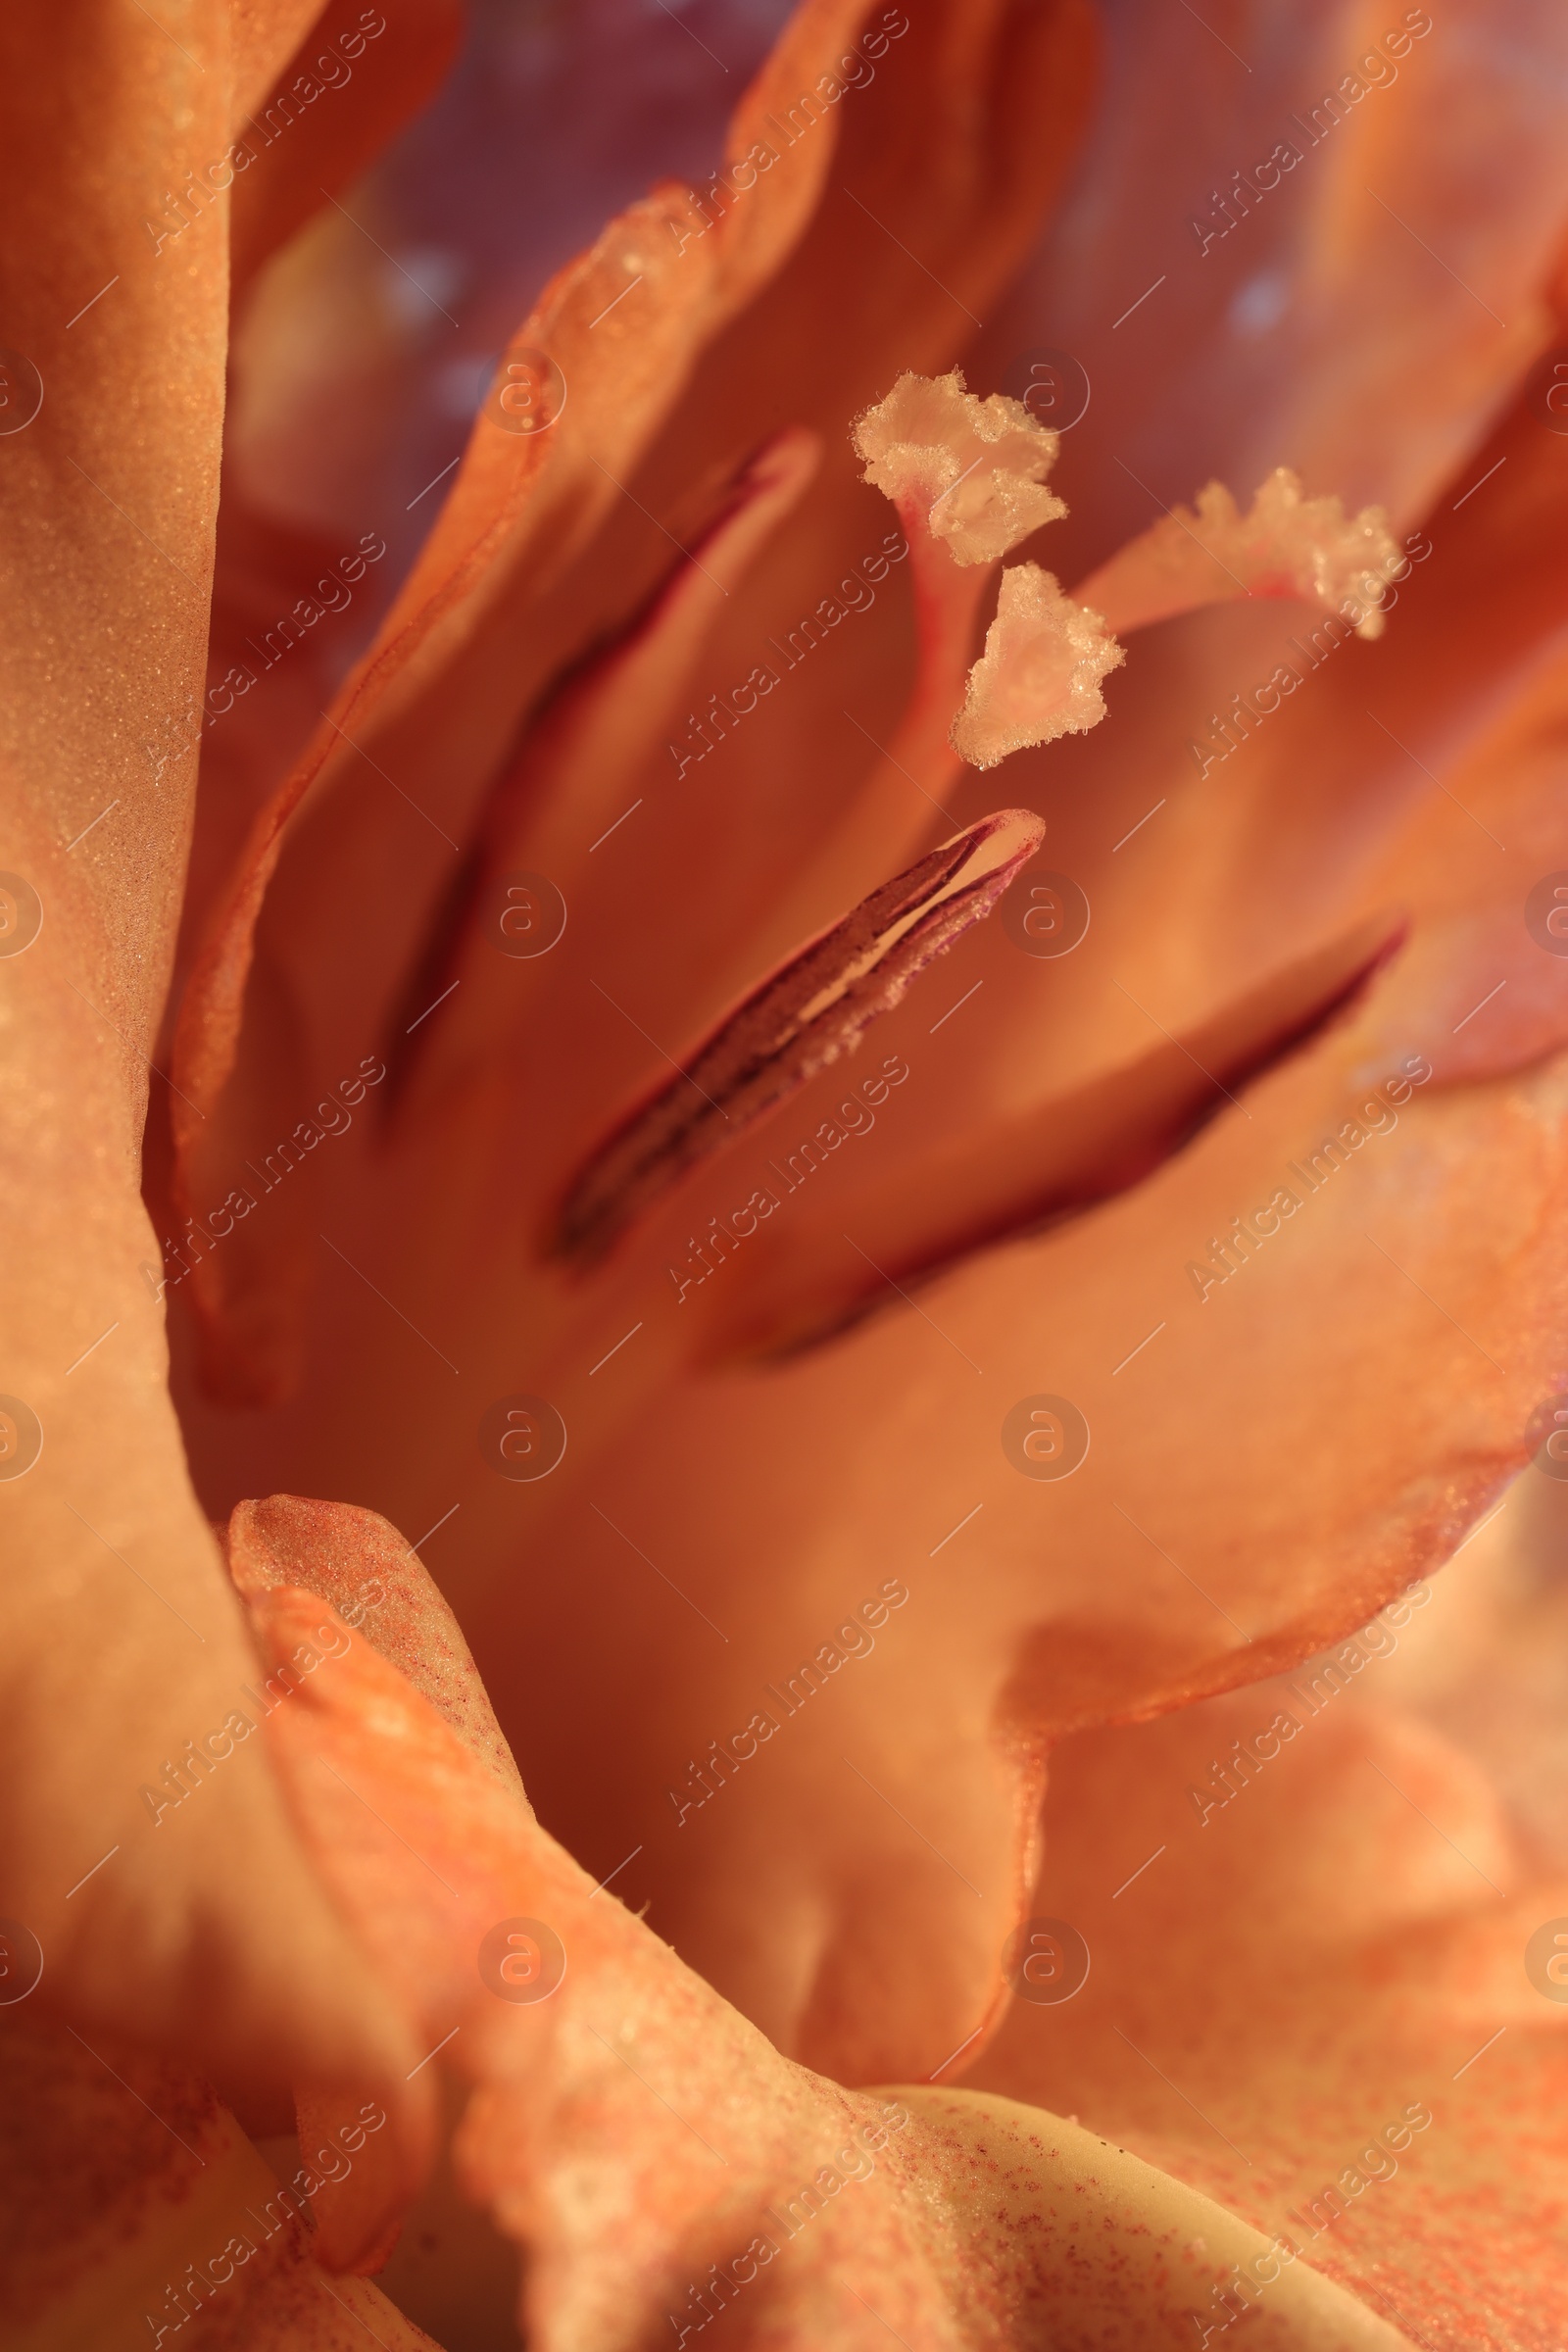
[0,0,419,2113]
[156,0,1568,2134]
[0,2013,439,2352]
[225,1497,1420,2352]
[13,4,1549,2339]
[964,1561,1568,2348]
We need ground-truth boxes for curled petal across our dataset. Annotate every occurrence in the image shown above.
[950,564,1125,768]
[225,1494,525,1798]
[1077,466,1403,641]
[0,2018,437,2350]
[854,368,1065,564]
[224,1508,1416,2352]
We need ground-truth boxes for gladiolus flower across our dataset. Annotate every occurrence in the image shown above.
[3,1,1567,2347]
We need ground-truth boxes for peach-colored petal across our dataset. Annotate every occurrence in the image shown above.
[226,1491,523,1793]
[161,370,1568,2114]
[393,976,1562,2099]
[966,1667,1568,2349]
[0,0,421,2120]
[220,1508,1416,2350]
[895,2092,1415,2352]
[122,29,1568,2331]
[822,363,1568,1292]
[702,915,1398,1355]
[991,0,1568,565]
[170,0,904,1161]
[0,2014,440,2351]
[377,426,822,1130]
[0,5,224,1039]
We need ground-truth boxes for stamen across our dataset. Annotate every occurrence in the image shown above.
[553,808,1045,1263]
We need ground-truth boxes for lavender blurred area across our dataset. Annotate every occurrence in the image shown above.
[228,0,793,595]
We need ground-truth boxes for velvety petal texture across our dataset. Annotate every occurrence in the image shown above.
[5,0,1568,2342]
[0,0,425,2114]
[217,1494,1422,2351]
